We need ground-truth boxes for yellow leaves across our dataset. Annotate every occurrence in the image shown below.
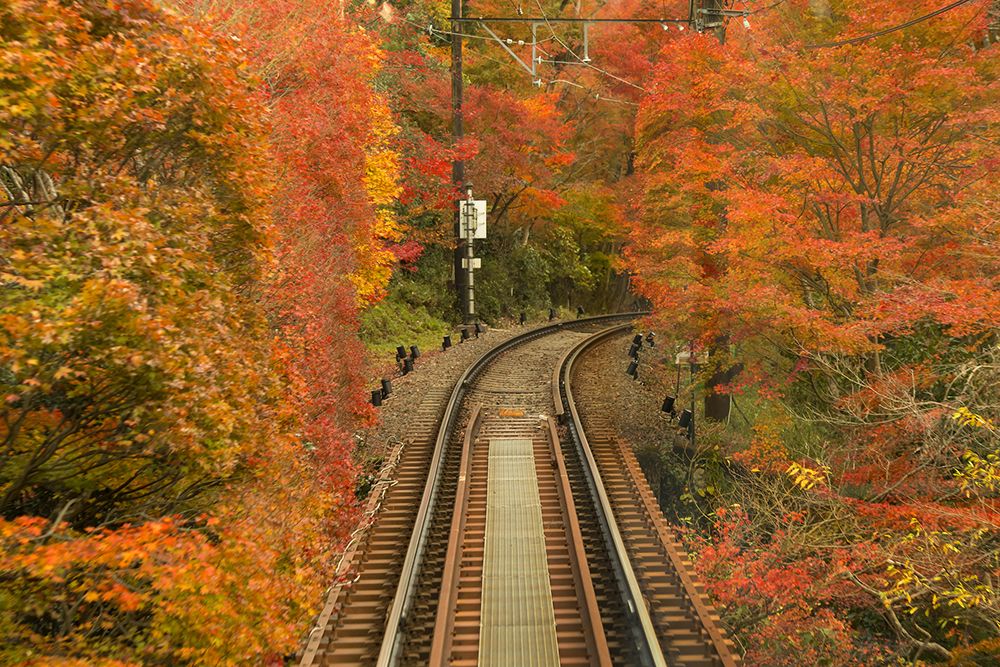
[364,148,402,208]
[952,406,995,431]
[348,240,394,306]
[1,272,46,291]
[786,461,830,491]
[363,97,401,208]
[879,517,996,625]
[950,408,1000,494]
[351,95,402,306]
[371,206,401,243]
[955,450,1000,494]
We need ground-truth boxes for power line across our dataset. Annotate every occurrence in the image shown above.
[530,0,647,91]
[401,6,649,92]
[806,0,980,48]
[412,0,977,53]
[391,15,638,108]
[745,0,787,15]
[452,16,690,23]
[548,78,640,106]
[398,15,550,44]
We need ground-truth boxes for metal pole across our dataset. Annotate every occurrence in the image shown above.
[465,193,475,322]
[693,0,727,42]
[713,0,727,44]
[452,0,466,319]
[689,341,696,448]
[531,23,538,82]
[675,356,682,399]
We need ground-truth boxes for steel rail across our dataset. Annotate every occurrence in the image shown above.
[556,324,667,667]
[546,416,613,667]
[428,404,482,664]
[616,430,741,666]
[374,312,645,667]
[299,426,409,666]
[558,325,740,667]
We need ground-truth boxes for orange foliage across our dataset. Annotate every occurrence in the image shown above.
[0,0,372,662]
[632,1,999,662]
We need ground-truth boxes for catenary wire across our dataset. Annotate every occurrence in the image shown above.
[398,15,549,43]
[806,0,980,48]
[547,78,640,106]
[392,15,639,107]
[531,0,647,91]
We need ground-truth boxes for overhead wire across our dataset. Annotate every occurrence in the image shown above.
[392,14,637,108]
[933,0,991,58]
[742,0,787,16]
[398,15,544,43]
[806,0,981,48]
[547,78,640,106]
[531,0,647,91]
[397,0,982,106]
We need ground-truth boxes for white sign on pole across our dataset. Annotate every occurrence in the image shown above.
[461,257,482,269]
[675,349,698,365]
[458,200,487,239]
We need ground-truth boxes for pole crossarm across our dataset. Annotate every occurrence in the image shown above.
[479,23,537,78]
[452,16,692,23]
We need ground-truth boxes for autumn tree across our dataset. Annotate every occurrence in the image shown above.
[1,0,351,662]
[631,0,999,662]
[369,0,673,319]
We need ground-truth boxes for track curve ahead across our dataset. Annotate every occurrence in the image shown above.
[299,315,740,667]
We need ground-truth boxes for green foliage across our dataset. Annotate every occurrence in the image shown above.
[386,246,457,317]
[474,242,552,321]
[360,291,451,357]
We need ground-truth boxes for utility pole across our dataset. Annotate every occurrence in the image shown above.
[697,0,735,423]
[451,0,467,319]
[693,0,728,43]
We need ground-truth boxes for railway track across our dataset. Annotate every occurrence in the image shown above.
[299,315,739,666]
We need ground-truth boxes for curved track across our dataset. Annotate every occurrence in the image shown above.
[299,316,739,667]
[559,326,741,667]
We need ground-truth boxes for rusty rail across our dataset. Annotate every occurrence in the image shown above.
[300,313,743,667]
[546,417,613,667]
[373,313,646,667]
[428,404,482,664]
[557,324,667,667]
[559,327,741,667]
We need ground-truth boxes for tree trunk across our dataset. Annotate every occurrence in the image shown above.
[989,0,1000,45]
[704,336,738,422]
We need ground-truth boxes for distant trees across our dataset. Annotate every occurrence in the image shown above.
[370,0,659,319]
[632,0,999,662]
